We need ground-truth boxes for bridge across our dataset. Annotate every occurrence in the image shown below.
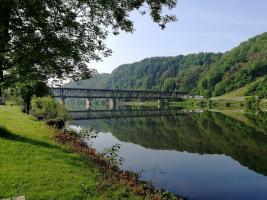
[50,87,188,109]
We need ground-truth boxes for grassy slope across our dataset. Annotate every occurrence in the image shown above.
[211,77,265,101]
[0,105,141,200]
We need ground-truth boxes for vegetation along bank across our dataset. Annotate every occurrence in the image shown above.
[0,101,185,200]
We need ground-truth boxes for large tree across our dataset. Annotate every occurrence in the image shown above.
[0,0,177,94]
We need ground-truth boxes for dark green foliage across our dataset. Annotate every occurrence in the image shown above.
[65,73,110,89]
[107,53,219,92]
[66,32,267,98]
[244,96,260,111]
[46,119,65,129]
[66,53,220,94]
[0,0,177,88]
[245,76,267,98]
[31,96,68,121]
[198,32,267,97]
[12,81,50,113]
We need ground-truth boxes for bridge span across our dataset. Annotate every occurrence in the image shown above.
[50,87,188,109]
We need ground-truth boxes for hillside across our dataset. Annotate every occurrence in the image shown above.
[198,32,267,97]
[65,53,221,94]
[65,32,267,98]
[211,77,265,101]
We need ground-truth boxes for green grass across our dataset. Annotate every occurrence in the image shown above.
[0,105,143,200]
[212,77,265,101]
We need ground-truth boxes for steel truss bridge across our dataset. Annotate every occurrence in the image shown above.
[49,87,187,100]
[68,109,192,120]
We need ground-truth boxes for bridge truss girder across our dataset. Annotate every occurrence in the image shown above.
[50,88,186,100]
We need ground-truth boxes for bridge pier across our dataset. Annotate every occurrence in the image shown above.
[60,97,65,107]
[158,99,164,109]
[109,98,117,110]
[85,98,91,110]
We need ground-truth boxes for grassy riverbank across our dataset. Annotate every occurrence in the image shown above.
[0,105,147,200]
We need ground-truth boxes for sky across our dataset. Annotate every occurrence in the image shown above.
[92,0,267,73]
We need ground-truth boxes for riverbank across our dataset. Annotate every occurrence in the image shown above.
[0,105,183,200]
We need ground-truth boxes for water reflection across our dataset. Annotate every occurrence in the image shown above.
[71,110,267,200]
[68,108,202,120]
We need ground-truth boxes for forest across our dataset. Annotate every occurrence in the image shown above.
[66,32,267,98]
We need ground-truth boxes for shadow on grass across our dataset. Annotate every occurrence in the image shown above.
[0,125,60,150]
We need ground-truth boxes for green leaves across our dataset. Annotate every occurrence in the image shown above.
[198,32,267,97]
[0,0,177,86]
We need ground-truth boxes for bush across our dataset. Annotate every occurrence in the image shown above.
[31,96,68,121]
[11,81,51,113]
[46,119,65,129]
[244,96,259,111]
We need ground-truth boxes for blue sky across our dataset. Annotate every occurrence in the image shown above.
[92,0,267,73]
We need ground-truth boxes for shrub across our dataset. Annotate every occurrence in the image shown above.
[244,96,260,111]
[11,81,51,113]
[31,96,68,121]
[46,119,65,129]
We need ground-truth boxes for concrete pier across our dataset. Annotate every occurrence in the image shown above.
[109,98,117,110]
[85,98,91,110]
[158,99,164,109]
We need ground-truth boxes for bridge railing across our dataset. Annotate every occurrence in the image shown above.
[50,87,187,99]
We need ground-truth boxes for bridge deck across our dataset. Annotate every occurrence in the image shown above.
[50,87,187,99]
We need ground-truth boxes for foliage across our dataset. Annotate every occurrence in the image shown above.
[245,76,267,98]
[198,32,267,97]
[46,119,65,129]
[66,32,267,98]
[0,105,147,200]
[66,53,220,94]
[99,144,124,167]
[11,81,50,113]
[244,96,260,111]
[31,96,68,121]
[0,0,177,89]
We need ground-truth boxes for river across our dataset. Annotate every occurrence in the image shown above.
[68,106,267,200]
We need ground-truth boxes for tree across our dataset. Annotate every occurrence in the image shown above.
[12,81,50,113]
[163,77,175,91]
[0,0,177,94]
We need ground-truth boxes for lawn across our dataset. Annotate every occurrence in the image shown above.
[0,105,142,200]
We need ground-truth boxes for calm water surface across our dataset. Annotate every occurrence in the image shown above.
[70,109,267,200]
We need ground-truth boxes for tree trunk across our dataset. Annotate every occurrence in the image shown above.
[0,5,11,96]
[0,62,2,96]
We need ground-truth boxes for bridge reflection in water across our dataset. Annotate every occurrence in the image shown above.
[68,109,203,120]
[69,109,267,199]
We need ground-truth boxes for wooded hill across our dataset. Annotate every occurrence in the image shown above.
[65,32,267,98]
